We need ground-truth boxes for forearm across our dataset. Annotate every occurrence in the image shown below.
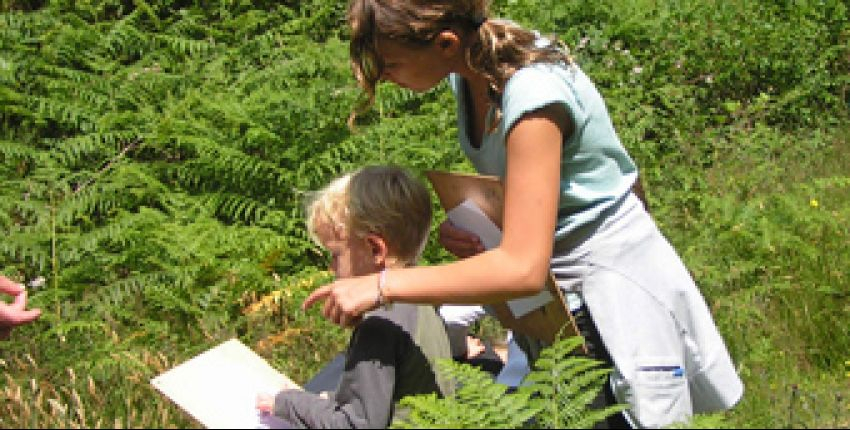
[383,247,550,305]
[273,325,399,428]
[273,389,359,429]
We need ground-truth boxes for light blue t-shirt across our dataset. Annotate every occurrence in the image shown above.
[448,63,637,240]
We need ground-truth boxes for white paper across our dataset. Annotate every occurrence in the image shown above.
[446,199,553,318]
[446,198,503,250]
[505,288,554,319]
[151,338,300,429]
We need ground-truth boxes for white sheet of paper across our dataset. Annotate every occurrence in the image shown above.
[445,199,553,318]
[151,338,300,429]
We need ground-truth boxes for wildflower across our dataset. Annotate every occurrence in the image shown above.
[810,198,819,208]
[632,66,643,74]
[577,36,589,50]
[27,276,45,290]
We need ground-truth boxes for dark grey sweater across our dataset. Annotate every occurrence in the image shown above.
[272,303,453,428]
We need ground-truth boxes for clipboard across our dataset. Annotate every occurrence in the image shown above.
[425,170,585,350]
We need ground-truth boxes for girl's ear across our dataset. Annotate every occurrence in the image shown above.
[365,233,389,268]
[434,30,461,57]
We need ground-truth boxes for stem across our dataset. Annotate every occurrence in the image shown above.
[50,193,58,321]
[787,384,798,429]
[378,100,385,160]
[73,139,139,196]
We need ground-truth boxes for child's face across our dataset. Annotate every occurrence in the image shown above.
[376,37,454,92]
[317,224,378,279]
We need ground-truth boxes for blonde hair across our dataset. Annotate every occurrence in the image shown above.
[347,0,573,125]
[305,165,433,265]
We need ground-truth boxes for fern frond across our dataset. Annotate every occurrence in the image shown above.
[30,96,97,133]
[204,192,269,224]
[55,164,166,225]
[152,33,214,58]
[396,336,628,429]
[46,131,138,166]
[0,139,38,163]
[1,227,50,271]
[59,208,166,265]
[172,135,290,195]
[99,10,151,58]
[394,358,540,429]
[92,269,190,310]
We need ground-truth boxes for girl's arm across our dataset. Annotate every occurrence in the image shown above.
[305,105,567,327]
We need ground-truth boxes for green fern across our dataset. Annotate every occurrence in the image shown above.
[393,336,626,429]
[522,337,627,429]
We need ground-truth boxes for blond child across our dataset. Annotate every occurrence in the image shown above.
[257,165,453,428]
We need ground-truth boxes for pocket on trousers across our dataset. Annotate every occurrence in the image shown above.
[632,357,692,428]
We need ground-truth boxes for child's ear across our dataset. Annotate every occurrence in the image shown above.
[365,234,389,268]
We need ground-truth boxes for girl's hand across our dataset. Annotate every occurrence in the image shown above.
[438,220,485,259]
[302,274,378,328]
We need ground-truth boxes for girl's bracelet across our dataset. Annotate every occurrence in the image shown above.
[376,269,392,310]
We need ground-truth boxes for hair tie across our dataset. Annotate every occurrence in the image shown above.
[472,15,486,28]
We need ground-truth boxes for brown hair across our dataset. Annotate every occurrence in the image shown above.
[305,165,432,266]
[347,0,573,125]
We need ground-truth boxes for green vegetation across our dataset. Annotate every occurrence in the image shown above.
[394,336,627,429]
[1,0,848,428]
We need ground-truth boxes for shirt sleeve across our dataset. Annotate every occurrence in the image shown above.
[273,316,402,428]
[501,64,587,141]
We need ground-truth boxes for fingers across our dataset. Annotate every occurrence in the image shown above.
[306,284,352,327]
[11,291,42,324]
[303,281,369,328]
[438,222,485,258]
[466,336,486,359]
[0,276,23,297]
[302,285,332,311]
[347,315,363,327]
[0,290,41,329]
[322,292,341,325]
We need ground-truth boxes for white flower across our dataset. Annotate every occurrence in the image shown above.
[577,37,589,49]
[27,276,45,289]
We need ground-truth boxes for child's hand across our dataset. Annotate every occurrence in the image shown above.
[256,393,274,414]
[466,335,486,359]
[438,220,485,258]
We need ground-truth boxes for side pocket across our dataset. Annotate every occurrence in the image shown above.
[631,357,692,428]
